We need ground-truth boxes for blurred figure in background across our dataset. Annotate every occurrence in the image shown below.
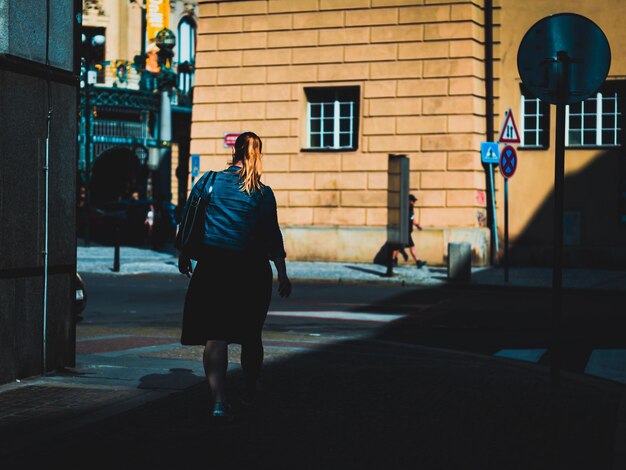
[393,194,427,268]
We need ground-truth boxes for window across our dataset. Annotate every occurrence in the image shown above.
[304,87,359,151]
[82,26,106,84]
[177,17,196,95]
[566,82,622,147]
[520,85,550,148]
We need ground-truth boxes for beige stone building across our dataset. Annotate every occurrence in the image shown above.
[191,0,626,268]
[83,0,198,68]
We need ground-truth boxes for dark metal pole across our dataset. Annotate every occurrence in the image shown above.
[84,78,92,247]
[113,224,121,272]
[551,101,565,387]
[550,51,569,387]
[504,178,509,282]
[483,0,496,265]
[488,164,499,254]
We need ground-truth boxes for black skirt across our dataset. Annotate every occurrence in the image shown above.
[180,246,273,345]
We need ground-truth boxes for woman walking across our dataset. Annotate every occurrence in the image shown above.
[178,132,291,421]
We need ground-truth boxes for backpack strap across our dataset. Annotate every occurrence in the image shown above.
[175,171,217,252]
[195,170,215,199]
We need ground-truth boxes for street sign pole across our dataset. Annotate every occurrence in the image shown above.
[488,164,499,254]
[504,178,509,282]
[517,13,611,388]
[550,99,566,387]
[550,53,569,387]
[498,108,520,280]
[481,142,500,256]
[499,145,518,283]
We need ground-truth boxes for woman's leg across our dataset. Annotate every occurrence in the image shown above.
[240,261,272,404]
[203,340,228,403]
[241,335,263,401]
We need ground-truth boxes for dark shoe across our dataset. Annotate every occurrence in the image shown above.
[241,383,257,407]
[211,401,234,422]
[242,378,264,407]
[400,250,409,262]
[241,392,257,408]
[416,260,427,268]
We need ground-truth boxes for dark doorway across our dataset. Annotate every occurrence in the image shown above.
[86,147,151,245]
[91,147,144,206]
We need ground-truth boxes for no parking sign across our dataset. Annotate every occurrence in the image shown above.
[499,145,517,179]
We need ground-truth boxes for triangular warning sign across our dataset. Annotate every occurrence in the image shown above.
[498,108,520,144]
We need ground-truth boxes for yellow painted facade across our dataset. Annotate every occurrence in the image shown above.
[192,0,626,267]
[499,1,626,267]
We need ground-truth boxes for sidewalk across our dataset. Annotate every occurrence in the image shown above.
[77,245,626,291]
[0,246,624,468]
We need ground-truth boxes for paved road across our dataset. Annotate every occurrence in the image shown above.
[79,273,626,386]
[2,267,626,468]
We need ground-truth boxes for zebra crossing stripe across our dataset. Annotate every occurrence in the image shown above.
[494,349,546,362]
[269,310,405,323]
[585,349,626,385]
[495,348,626,385]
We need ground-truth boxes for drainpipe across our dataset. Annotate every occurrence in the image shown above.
[43,109,52,374]
[483,0,496,265]
[42,0,52,374]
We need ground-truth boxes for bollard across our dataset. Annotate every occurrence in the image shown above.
[113,226,120,272]
[448,242,471,282]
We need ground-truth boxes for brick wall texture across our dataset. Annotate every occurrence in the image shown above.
[192,0,493,262]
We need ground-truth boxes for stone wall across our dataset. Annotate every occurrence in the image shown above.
[0,0,78,384]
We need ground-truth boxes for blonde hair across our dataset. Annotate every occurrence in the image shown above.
[230,131,263,194]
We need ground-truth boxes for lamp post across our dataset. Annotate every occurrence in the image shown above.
[154,28,176,247]
[80,33,105,246]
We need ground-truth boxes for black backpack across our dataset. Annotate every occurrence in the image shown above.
[174,171,216,260]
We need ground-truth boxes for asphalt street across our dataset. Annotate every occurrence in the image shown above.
[78,272,626,385]
[0,247,625,468]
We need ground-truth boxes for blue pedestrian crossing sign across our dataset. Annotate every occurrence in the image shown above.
[191,154,200,178]
[481,142,499,164]
[500,145,518,179]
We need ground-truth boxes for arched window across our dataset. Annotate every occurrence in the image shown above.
[177,16,196,95]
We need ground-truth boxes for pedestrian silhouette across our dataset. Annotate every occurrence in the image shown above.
[178,132,292,422]
[392,194,427,268]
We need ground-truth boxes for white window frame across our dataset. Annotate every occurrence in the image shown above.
[520,93,548,148]
[566,91,620,147]
[305,87,358,151]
